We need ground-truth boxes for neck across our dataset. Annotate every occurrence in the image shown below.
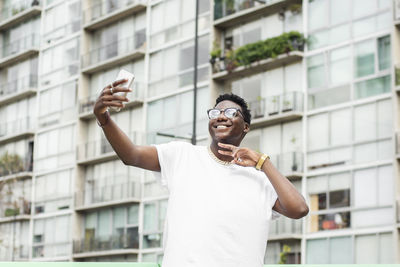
[210,140,233,162]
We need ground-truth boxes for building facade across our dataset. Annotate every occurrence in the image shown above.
[0,0,398,264]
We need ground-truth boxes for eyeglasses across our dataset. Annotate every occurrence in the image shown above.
[207,108,244,120]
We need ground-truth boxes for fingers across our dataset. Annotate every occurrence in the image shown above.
[102,86,132,95]
[217,149,233,156]
[218,142,236,151]
[103,101,125,108]
[101,94,129,102]
[108,79,128,88]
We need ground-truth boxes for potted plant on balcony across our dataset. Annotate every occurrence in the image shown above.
[288,4,302,15]
[290,136,298,171]
[210,42,223,72]
[268,96,279,115]
[278,244,292,264]
[224,49,238,72]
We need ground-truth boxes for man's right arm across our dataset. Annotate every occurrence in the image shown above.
[94,80,161,172]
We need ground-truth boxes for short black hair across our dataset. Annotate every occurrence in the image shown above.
[215,93,251,124]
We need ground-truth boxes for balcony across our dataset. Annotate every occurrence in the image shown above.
[81,33,146,74]
[0,34,40,68]
[73,231,139,258]
[212,51,303,81]
[32,241,71,259]
[0,117,34,145]
[0,199,31,223]
[269,215,302,240]
[0,74,37,106]
[270,151,303,179]
[395,0,400,26]
[79,82,145,120]
[214,0,301,29]
[0,0,41,31]
[75,181,141,211]
[83,0,147,31]
[77,132,142,165]
[247,91,303,129]
[0,154,33,181]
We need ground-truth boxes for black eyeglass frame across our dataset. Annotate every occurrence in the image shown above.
[207,108,244,120]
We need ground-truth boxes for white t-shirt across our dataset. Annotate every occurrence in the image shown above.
[154,141,279,267]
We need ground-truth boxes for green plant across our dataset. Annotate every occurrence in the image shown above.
[210,41,222,59]
[0,152,24,176]
[224,49,238,71]
[396,66,400,86]
[278,244,291,264]
[288,4,302,14]
[5,207,19,217]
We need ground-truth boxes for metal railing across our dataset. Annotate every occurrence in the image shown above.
[247,92,303,119]
[1,199,31,218]
[79,82,144,114]
[82,32,146,68]
[0,0,41,23]
[0,155,33,177]
[269,214,302,236]
[77,131,141,161]
[1,33,39,59]
[73,231,139,253]
[0,117,33,138]
[0,74,37,98]
[75,180,141,207]
[32,241,70,258]
[83,0,145,24]
[214,0,271,20]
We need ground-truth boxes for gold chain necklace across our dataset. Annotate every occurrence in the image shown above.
[207,146,231,166]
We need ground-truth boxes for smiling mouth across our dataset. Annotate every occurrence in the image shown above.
[215,125,230,129]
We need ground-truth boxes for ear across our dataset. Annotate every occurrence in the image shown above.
[243,123,250,133]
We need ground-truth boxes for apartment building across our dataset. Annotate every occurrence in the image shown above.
[0,0,398,264]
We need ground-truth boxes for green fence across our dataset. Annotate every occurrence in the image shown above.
[0,263,400,267]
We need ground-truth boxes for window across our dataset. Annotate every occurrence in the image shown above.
[150,0,210,48]
[34,169,73,214]
[32,215,70,258]
[0,221,29,260]
[147,87,209,144]
[36,125,75,172]
[81,205,140,253]
[308,0,391,50]
[41,37,79,86]
[143,199,168,249]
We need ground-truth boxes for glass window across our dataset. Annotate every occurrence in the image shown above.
[330,236,352,263]
[330,0,350,25]
[306,238,329,264]
[355,75,390,99]
[353,0,376,18]
[308,113,329,150]
[330,108,351,146]
[354,168,376,207]
[354,103,376,142]
[307,54,325,89]
[378,36,391,70]
[355,234,378,263]
[308,0,328,31]
[354,39,375,78]
[144,203,157,232]
[330,46,350,85]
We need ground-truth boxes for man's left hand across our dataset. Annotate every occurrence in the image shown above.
[217,142,262,167]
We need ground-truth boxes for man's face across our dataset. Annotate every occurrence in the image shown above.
[208,100,249,146]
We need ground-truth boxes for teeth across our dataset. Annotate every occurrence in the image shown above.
[217,125,227,129]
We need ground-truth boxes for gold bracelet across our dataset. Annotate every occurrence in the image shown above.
[255,154,270,170]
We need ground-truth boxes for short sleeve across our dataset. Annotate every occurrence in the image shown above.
[152,141,189,189]
[267,181,280,220]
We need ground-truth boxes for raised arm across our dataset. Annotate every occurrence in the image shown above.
[217,142,309,219]
[93,79,160,171]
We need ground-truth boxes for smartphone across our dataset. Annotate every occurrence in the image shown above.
[110,69,135,112]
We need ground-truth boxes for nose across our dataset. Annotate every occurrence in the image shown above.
[216,110,228,120]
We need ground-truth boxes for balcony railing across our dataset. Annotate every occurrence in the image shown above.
[0,0,41,23]
[1,199,31,218]
[269,215,302,237]
[0,74,37,98]
[83,0,146,25]
[79,82,144,115]
[75,180,141,208]
[77,132,141,162]
[32,241,70,258]
[0,155,33,177]
[0,117,33,139]
[73,232,139,254]
[214,0,268,20]
[248,92,303,120]
[82,32,146,68]
[1,33,39,59]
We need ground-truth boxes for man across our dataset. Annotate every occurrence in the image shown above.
[94,80,309,267]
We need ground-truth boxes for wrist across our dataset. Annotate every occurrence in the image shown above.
[255,153,270,171]
[96,110,110,127]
